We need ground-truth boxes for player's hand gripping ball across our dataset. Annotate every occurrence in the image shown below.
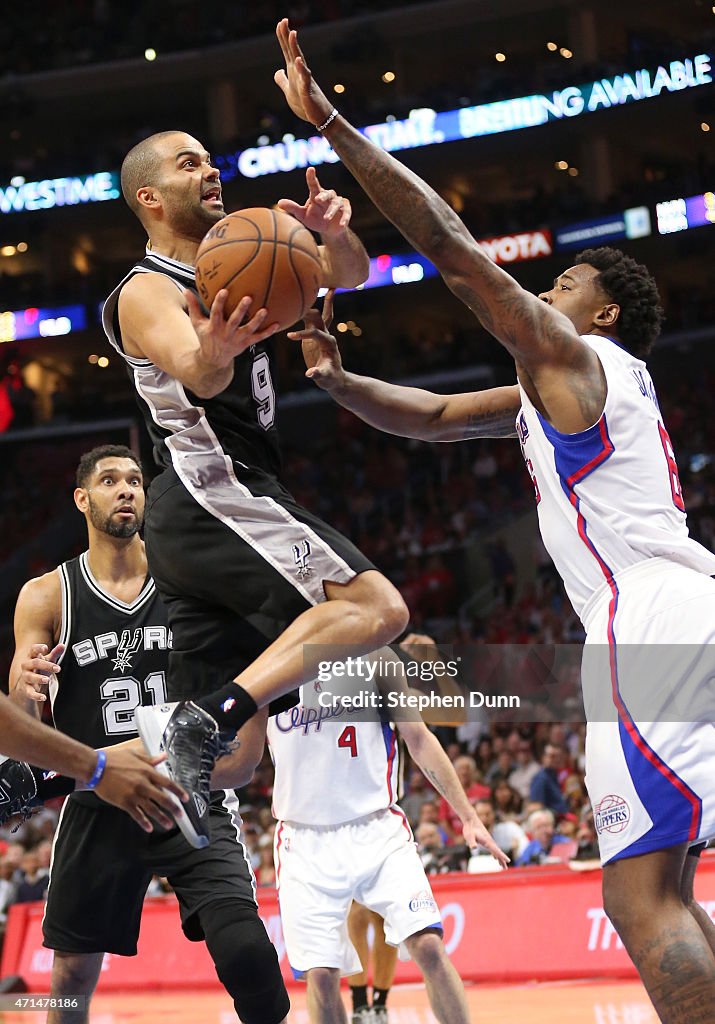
[195,207,322,332]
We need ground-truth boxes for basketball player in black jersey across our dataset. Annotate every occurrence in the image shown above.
[8,445,290,1024]
[104,130,409,847]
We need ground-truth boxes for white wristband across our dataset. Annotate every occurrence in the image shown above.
[315,108,339,132]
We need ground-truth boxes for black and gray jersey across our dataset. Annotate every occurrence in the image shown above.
[51,552,171,749]
[102,250,283,484]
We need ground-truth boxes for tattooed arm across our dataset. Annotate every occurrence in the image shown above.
[275,20,606,434]
[397,718,509,866]
[293,303,519,440]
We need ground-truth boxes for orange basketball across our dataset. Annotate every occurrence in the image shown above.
[195,207,322,332]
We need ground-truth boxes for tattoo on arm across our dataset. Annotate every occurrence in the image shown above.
[424,768,442,793]
[463,410,518,440]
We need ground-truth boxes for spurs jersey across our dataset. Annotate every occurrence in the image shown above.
[102,250,282,482]
[51,552,171,749]
[267,687,400,826]
[517,334,715,622]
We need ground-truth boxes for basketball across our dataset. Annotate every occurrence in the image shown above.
[195,207,322,331]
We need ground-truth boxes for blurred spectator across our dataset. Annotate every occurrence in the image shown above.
[0,846,23,933]
[400,768,436,829]
[14,847,50,904]
[573,814,601,861]
[242,824,262,871]
[557,813,579,841]
[474,799,528,863]
[491,779,523,822]
[515,809,575,867]
[415,824,468,875]
[256,835,276,887]
[415,823,445,874]
[529,744,569,816]
[509,739,541,800]
[485,750,514,787]
[417,801,450,846]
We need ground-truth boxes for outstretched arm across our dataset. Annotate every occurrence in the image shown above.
[292,299,519,441]
[397,718,508,867]
[0,693,186,833]
[275,20,605,432]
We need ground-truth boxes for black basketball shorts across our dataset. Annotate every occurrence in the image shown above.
[144,467,376,703]
[43,791,259,956]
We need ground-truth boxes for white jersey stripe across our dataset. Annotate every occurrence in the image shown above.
[220,790,258,905]
[78,552,156,614]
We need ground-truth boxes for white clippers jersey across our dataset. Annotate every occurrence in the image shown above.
[267,687,400,826]
[517,334,715,622]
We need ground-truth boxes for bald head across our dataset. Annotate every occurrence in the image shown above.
[120,130,193,222]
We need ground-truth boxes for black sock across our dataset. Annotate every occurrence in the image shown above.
[30,766,75,802]
[350,985,368,1012]
[195,683,258,736]
[373,988,390,1008]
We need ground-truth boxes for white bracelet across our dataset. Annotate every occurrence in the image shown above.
[315,108,339,132]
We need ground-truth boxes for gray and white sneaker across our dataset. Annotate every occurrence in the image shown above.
[351,1008,375,1024]
[135,701,226,850]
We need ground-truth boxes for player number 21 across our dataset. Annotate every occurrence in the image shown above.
[101,671,167,735]
[338,726,358,758]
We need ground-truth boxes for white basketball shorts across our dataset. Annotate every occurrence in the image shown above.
[274,806,442,976]
[580,558,715,864]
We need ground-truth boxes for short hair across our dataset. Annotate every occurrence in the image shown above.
[120,131,182,219]
[527,808,555,830]
[575,247,664,359]
[76,445,142,488]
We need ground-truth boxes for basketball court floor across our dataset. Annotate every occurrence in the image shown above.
[0,978,656,1022]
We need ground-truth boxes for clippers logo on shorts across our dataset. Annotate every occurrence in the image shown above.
[594,794,631,834]
[292,539,313,579]
[408,890,437,913]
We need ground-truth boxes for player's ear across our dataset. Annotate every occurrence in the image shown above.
[74,486,89,514]
[595,302,620,329]
[137,186,160,211]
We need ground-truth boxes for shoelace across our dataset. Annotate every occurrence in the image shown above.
[168,725,231,792]
[6,799,36,834]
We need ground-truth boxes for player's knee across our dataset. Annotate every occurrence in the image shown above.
[199,900,289,1024]
[51,951,103,995]
[307,966,341,1002]
[404,929,446,974]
